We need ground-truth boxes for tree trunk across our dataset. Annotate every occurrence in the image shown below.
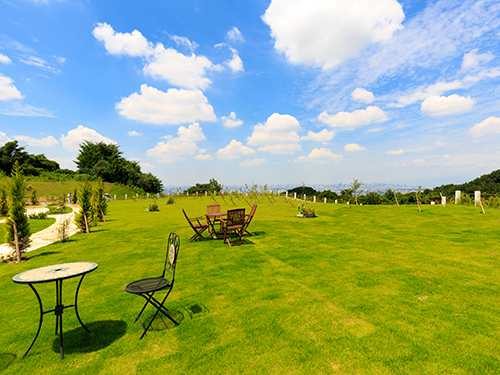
[83,211,89,233]
[12,219,20,263]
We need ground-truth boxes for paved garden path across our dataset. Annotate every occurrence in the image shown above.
[0,204,81,258]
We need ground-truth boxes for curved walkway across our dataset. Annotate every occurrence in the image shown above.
[0,204,81,258]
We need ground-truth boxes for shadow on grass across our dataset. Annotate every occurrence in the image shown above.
[142,309,186,333]
[250,231,266,236]
[179,302,209,319]
[0,353,16,372]
[51,320,127,355]
[36,251,61,257]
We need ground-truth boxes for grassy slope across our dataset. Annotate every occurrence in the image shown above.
[0,178,138,203]
[0,197,499,374]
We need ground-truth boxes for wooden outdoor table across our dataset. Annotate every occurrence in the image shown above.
[206,212,226,239]
[12,262,98,360]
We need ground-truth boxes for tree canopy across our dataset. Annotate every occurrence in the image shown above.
[0,141,60,176]
[186,178,223,194]
[75,141,163,194]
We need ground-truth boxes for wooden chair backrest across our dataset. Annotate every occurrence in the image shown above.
[226,208,245,226]
[207,204,221,214]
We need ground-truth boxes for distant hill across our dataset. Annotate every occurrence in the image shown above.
[433,170,500,196]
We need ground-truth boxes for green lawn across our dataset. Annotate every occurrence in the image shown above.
[1,197,499,374]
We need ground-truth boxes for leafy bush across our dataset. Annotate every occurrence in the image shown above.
[148,203,159,212]
[297,204,316,217]
[28,212,48,220]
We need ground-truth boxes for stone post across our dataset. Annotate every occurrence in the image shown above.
[442,196,446,206]
[455,190,461,204]
[286,191,288,199]
[335,199,337,204]
[294,192,296,199]
[136,193,138,199]
[313,196,316,203]
[125,194,127,200]
[324,197,327,203]
[475,191,481,206]
[67,193,71,205]
[114,195,116,201]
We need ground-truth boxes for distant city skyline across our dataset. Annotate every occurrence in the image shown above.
[1,0,500,188]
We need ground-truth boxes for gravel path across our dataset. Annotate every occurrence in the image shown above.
[0,204,81,258]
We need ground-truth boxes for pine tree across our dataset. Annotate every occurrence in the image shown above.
[92,177,107,222]
[72,187,78,204]
[74,178,95,233]
[0,185,8,217]
[5,162,31,262]
[31,188,39,206]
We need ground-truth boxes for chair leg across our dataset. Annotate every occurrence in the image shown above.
[136,288,178,340]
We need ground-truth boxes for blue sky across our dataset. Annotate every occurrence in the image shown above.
[1,0,500,188]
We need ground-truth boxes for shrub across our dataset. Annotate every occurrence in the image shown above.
[148,203,159,212]
[29,212,48,220]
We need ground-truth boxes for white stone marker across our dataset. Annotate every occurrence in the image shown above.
[475,191,481,206]
[324,198,327,203]
[313,196,316,203]
[442,196,446,206]
[335,199,337,204]
[114,195,116,201]
[294,192,297,199]
[455,190,461,204]
[125,194,127,200]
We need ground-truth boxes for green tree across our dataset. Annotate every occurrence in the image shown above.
[75,141,162,193]
[72,187,78,204]
[92,178,107,222]
[350,178,364,205]
[0,141,28,176]
[74,178,95,233]
[186,178,223,194]
[5,162,31,262]
[0,185,8,216]
[30,188,39,206]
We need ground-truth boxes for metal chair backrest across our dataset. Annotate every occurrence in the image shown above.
[226,208,245,226]
[163,232,180,281]
[207,204,221,214]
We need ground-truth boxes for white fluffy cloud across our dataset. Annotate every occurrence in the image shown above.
[93,23,218,90]
[421,94,475,116]
[386,150,404,155]
[469,117,500,138]
[295,148,343,163]
[60,125,116,153]
[226,47,244,73]
[0,131,11,145]
[0,54,12,64]
[171,35,199,52]
[221,112,243,128]
[351,88,375,103]
[147,123,206,163]
[301,129,335,142]
[217,139,255,160]
[462,49,494,71]
[15,135,59,148]
[194,154,214,161]
[318,106,388,129]
[240,158,267,167]
[92,23,153,57]
[227,27,244,42]
[0,75,23,101]
[116,85,216,125]
[127,130,143,137]
[247,113,301,154]
[344,143,366,152]
[262,0,404,70]
[144,44,215,90]
[396,80,463,107]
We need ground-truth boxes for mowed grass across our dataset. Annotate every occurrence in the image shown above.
[1,197,500,374]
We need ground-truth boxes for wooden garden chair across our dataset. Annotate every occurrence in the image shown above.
[182,209,209,242]
[221,208,246,247]
[242,204,257,236]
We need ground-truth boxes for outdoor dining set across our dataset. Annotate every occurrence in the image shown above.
[182,204,257,247]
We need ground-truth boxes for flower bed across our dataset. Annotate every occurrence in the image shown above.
[297,204,317,218]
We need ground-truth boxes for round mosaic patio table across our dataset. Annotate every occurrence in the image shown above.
[13,262,98,360]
